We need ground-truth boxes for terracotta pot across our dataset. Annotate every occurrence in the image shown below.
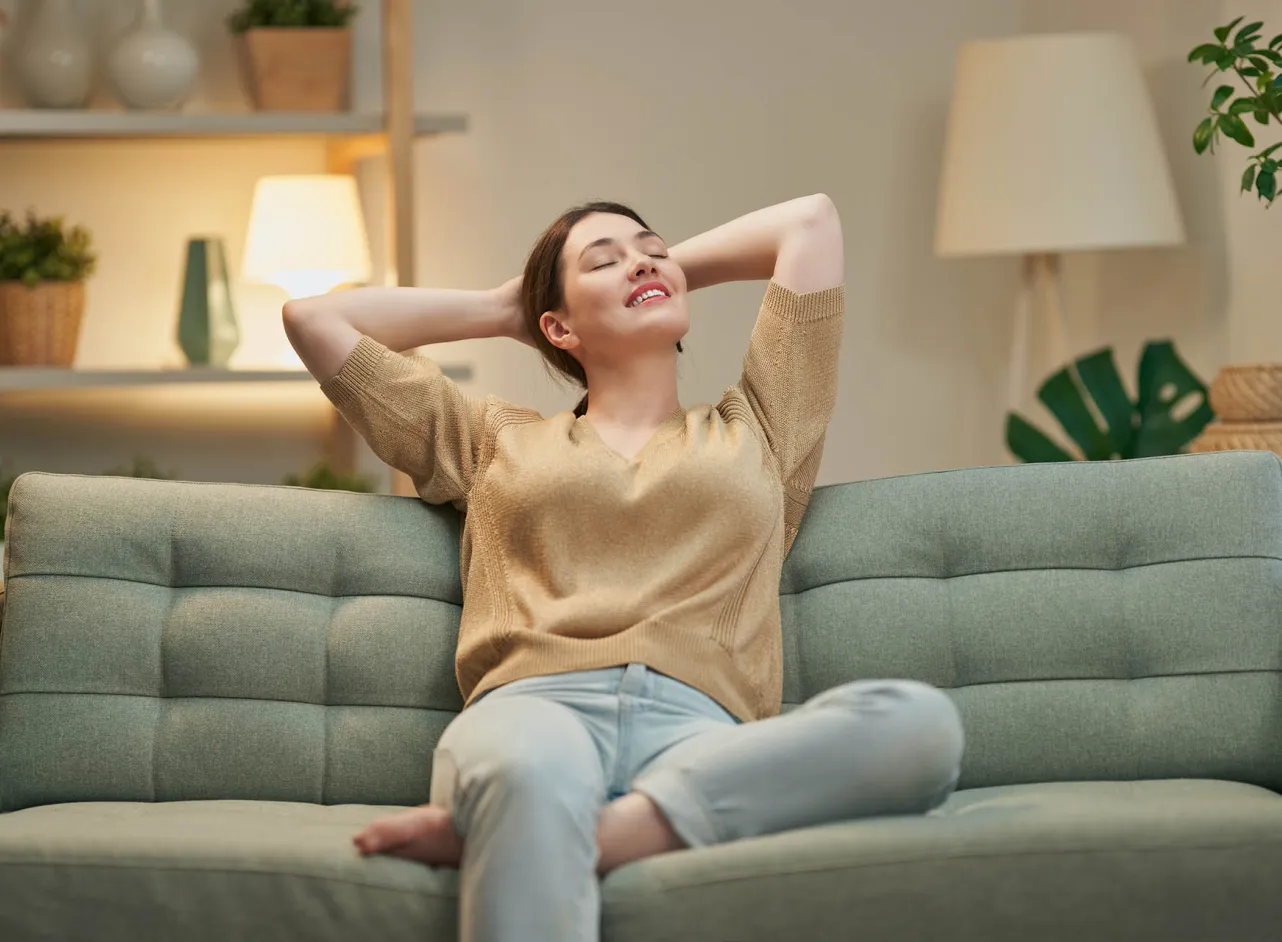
[0,280,85,366]
[236,28,352,112]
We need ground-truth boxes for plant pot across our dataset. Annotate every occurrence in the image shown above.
[0,281,85,366]
[1206,363,1282,423]
[235,28,352,112]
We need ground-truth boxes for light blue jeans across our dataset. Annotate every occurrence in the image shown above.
[428,664,964,942]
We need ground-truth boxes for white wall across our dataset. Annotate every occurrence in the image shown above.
[409,0,1024,484]
[1,0,1271,488]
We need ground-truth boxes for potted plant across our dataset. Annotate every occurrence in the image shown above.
[0,210,97,367]
[228,0,359,112]
[1186,16,1282,454]
[282,459,375,492]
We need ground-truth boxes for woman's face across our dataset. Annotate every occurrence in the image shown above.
[542,212,689,365]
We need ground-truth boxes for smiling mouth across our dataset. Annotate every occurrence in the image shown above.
[628,287,669,308]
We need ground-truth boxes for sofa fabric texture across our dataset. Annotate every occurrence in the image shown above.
[2,451,1282,940]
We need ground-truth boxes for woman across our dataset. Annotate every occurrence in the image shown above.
[283,195,964,942]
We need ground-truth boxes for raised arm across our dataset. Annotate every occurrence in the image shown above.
[668,193,843,294]
[282,280,532,508]
[672,195,845,554]
[282,279,528,383]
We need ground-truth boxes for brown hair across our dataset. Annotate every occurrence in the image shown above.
[520,201,683,417]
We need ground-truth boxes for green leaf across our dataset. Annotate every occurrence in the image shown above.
[1133,341,1214,458]
[1006,414,1075,463]
[1260,142,1282,158]
[1038,369,1116,460]
[1236,21,1265,44]
[1193,116,1215,153]
[1219,49,1241,70]
[1271,33,1282,50]
[1189,42,1223,63]
[1211,84,1236,109]
[1216,16,1243,43]
[1075,349,1137,457]
[1265,158,1279,173]
[1221,113,1256,146]
[1258,50,1282,66]
[1249,56,1272,71]
[1243,164,1257,192]
[1256,109,1272,124]
[1259,170,1278,202]
[1241,66,1262,77]
[1229,96,1259,113]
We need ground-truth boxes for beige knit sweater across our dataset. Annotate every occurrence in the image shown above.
[321,281,844,721]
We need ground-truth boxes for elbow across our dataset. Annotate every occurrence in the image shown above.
[800,193,840,233]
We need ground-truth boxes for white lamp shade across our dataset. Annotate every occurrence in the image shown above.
[935,32,1185,257]
[242,175,372,298]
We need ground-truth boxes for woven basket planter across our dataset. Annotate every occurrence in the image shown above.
[1187,419,1282,457]
[0,281,85,366]
[236,28,352,111]
[1207,363,1282,422]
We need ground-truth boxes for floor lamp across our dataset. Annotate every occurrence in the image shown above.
[935,32,1185,421]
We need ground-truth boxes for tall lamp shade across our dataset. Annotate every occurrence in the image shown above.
[935,32,1185,439]
[936,32,1184,256]
[242,175,372,299]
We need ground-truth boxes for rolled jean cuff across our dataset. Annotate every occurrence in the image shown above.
[632,766,722,849]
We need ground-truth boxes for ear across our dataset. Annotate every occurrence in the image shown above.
[540,311,580,352]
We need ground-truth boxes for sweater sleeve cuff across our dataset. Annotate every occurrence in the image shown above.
[762,281,845,324]
[319,336,395,411]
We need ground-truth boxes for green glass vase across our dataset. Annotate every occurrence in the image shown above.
[177,236,239,366]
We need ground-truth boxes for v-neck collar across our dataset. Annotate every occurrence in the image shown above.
[576,406,686,464]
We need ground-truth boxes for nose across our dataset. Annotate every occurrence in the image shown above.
[628,250,658,280]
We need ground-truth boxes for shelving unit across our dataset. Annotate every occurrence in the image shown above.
[0,364,471,392]
[0,0,460,496]
[0,111,468,138]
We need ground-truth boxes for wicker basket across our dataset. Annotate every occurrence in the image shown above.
[0,281,85,366]
[1187,420,1282,456]
[1207,363,1282,422]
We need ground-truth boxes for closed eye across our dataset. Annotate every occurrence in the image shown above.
[592,260,616,271]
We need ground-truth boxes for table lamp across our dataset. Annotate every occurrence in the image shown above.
[935,32,1185,412]
[242,174,372,301]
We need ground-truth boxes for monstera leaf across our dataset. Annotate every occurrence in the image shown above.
[1007,341,1215,462]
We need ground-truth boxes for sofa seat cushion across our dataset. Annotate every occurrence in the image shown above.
[0,800,459,942]
[600,779,1282,942]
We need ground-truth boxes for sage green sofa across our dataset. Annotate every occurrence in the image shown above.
[4,451,1282,941]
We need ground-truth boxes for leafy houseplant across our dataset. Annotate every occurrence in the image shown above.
[0,210,97,366]
[282,460,375,493]
[1188,16,1282,204]
[228,0,359,111]
[1007,341,1214,462]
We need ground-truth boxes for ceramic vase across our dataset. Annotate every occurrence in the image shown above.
[177,238,239,367]
[107,0,199,110]
[15,0,93,109]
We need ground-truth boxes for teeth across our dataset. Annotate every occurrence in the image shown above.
[630,289,666,307]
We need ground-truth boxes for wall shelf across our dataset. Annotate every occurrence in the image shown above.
[0,364,471,392]
[0,110,469,140]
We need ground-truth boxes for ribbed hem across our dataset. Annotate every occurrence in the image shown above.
[318,336,393,411]
[762,281,844,324]
[462,623,767,723]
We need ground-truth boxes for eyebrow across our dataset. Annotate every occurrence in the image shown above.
[578,229,664,261]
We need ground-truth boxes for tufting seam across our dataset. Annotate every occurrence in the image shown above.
[782,553,1282,597]
[0,571,462,606]
[0,690,464,712]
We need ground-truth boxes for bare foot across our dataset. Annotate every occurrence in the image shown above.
[352,804,464,866]
[596,792,686,875]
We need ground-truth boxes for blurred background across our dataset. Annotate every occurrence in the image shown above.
[0,0,1277,499]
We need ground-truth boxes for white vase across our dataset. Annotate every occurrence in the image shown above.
[106,0,199,110]
[15,0,93,109]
